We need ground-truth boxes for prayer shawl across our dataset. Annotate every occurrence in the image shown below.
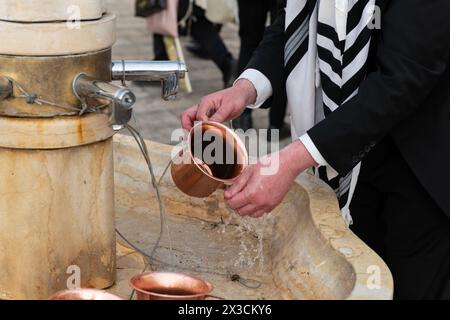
[285,0,376,225]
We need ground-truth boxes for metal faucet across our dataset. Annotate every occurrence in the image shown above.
[72,60,187,130]
[111,60,187,101]
[73,73,136,130]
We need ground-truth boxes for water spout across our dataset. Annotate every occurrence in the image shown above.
[111,60,187,101]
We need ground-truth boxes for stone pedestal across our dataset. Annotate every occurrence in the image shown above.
[0,115,115,300]
[0,0,117,299]
[0,0,106,22]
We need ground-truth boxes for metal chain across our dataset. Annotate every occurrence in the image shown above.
[4,76,106,116]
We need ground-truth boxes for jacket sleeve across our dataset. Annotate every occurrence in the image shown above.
[245,10,286,109]
[307,0,450,175]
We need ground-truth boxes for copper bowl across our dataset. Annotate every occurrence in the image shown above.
[130,271,221,300]
[171,121,248,198]
[48,289,122,300]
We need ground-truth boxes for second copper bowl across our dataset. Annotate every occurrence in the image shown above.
[130,272,220,300]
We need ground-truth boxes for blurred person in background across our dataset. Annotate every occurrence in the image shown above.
[185,24,223,60]
[151,0,237,88]
[232,0,289,140]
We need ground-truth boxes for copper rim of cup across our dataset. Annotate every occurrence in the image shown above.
[129,271,214,299]
[186,121,248,185]
[48,289,122,300]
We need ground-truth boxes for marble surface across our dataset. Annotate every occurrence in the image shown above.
[0,13,116,56]
[0,138,115,299]
[0,113,113,149]
[112,134,393,300]
[0,0,106,22]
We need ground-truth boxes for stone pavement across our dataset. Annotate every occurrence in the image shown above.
[106,0,288,147]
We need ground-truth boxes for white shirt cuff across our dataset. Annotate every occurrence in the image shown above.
[235,69,273,109]
[299,133,339,180]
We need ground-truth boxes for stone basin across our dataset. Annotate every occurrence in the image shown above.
[110,134,393,300]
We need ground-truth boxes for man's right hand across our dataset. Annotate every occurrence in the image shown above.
[181,79,257,131]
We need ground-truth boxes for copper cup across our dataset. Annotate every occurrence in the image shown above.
[130,272,221,300]
[48,289,122,300]
[171,121,248,198]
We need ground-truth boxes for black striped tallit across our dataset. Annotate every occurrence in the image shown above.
[284,0,376,225]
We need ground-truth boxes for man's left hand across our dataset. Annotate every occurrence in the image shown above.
[224,141,317,218]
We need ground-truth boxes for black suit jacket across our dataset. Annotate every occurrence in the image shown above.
[246,0,450,217]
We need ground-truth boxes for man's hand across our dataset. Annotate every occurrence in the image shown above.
[181,79,257,130]
[225,141,317,218]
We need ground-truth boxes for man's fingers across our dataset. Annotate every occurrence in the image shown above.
[236,204,258,217]
[181,105,198,131]
[224,169,251,199]
[209,104,232,123]
[250,209,268,219]
[226,190,250,210]
[196,99,215,122]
